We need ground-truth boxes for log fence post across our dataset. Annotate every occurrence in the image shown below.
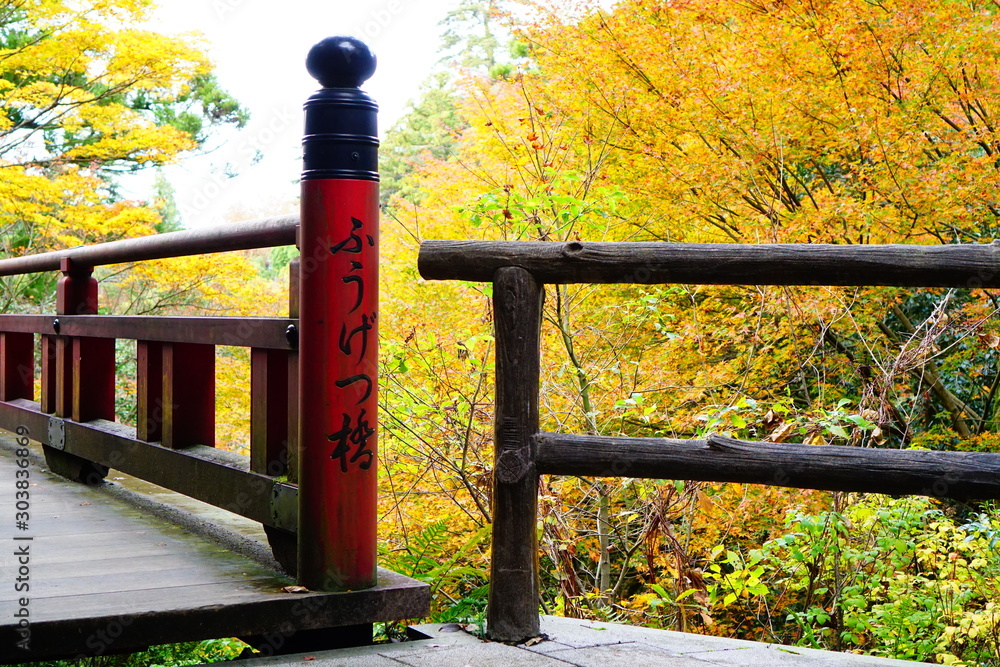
[487,267,543,642]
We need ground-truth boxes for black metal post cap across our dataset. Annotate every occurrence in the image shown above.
[306,37,376,88]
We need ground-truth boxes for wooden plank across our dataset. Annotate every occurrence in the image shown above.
[162,342,215,448]
[0,525,205,552]
[0,527,190,548]
[534,432,1000,501]
[7,553,216,581]
[72,336,116,422]
[0,314,296,349]
[10,542,199,567]
[0,332,33,401]
[0,515,157,537]
[418,239,1000,287]
[136,341,163,441]
[486,266,542,643]
[27,564,282,598]
[0,402,297,530]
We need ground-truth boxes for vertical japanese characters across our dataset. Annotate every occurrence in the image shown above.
[327,216,377,473]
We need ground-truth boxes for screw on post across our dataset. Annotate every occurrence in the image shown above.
[296,36,380,592]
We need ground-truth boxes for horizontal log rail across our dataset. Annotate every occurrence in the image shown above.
[418,240,1000,287]
[0,214,297,277]
[0,315,297,350]
[423,238,1000,642]
[535,432,1000,501]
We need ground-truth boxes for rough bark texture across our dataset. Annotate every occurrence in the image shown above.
[487,267,543,643]
[420,240,1000,287]
[535,432,1000,501]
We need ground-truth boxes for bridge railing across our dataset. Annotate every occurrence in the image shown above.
[0,216,304,569]
[0,36,385,594]
[418,238,1000,642]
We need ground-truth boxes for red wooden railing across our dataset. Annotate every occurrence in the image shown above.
[0,217,305,569]
[0,37,384,592]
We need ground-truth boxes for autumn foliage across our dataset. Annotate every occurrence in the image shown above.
[376,0,1000,663]
[4,0,1000,663]
[1,0,279,446]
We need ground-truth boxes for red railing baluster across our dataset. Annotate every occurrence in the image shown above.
[286,256,300,484]
[137,341,164,441]
[40,335,57,414]
[250,348,289,476]
[162,342,215,448]
[0,332,33,401]
[71,336,116,422]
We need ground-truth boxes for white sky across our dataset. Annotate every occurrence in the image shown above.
[139,0,460,227]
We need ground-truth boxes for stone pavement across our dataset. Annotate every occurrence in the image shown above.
[215,616,926,666]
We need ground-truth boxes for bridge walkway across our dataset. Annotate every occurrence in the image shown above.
[0,431,427,662]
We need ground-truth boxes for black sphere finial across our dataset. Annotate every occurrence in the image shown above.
[306,36,376,88]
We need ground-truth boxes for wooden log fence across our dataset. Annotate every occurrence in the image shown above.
[536,433,1000,501]
[417,238,1000,643]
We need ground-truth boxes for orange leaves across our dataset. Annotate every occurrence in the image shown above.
[506,0,1000,245]
[379,0,1000,636]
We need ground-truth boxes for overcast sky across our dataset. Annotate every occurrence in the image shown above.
[140,0,460,227]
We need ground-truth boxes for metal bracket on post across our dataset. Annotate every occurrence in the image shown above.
[270,482,298,532]
[48,417,65,451]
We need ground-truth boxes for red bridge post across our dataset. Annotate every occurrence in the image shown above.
[297,37,379,591]
[43,258,112,484]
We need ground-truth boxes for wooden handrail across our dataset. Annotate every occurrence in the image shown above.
[419,239,1000,287]
[0,315,296,349]
[0,214,297,277]
[535,432,1000,501]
